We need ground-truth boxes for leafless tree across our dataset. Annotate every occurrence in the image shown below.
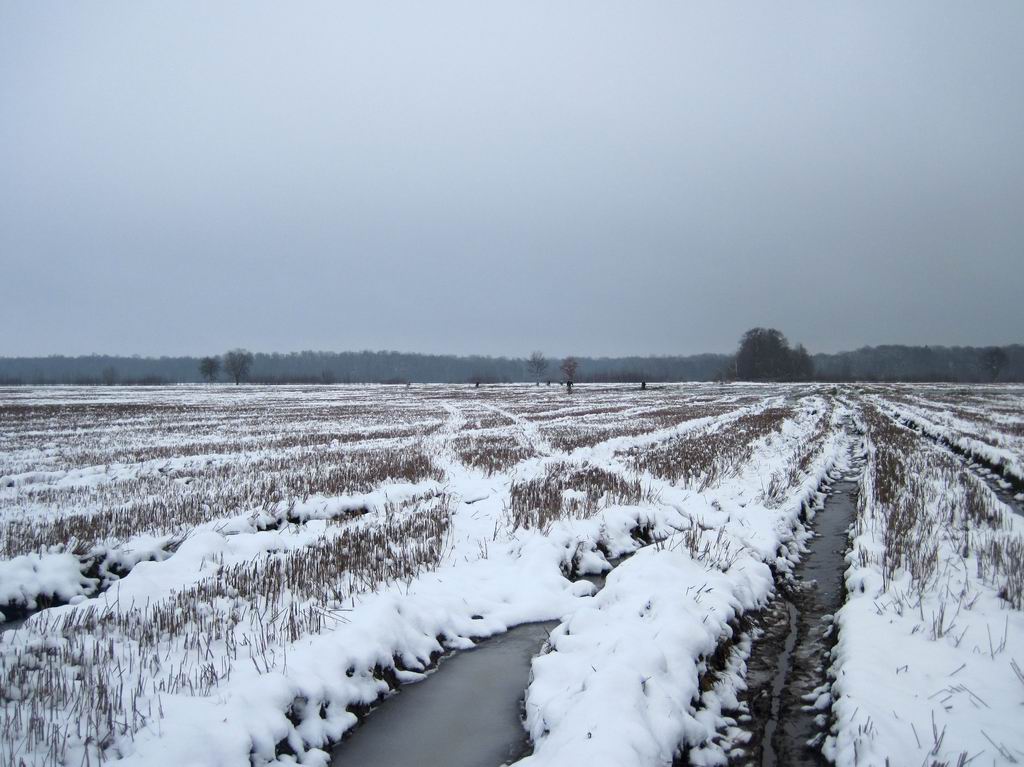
[199,356,221,383]
[526,351,548,385]
[560,356,579,383]
[223,349,254,385]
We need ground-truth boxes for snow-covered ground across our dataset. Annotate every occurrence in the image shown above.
[867,384,1024,485]
[826,401,1024,766]
[1,383,1021,766]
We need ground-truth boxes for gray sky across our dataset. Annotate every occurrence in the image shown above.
[2,1,1022,358]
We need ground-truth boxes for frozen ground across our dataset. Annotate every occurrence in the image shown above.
[1,383,1022,766]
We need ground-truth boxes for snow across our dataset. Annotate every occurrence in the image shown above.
[870,386,1024,484]
[0,551,95,610]
[516,399,849,766]
[518,546,765,766]
[825,403,1024,766]
[1,383,1021,767]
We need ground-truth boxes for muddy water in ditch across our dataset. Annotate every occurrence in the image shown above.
[734,465,861,766]
[0,616,29,637]
[331,620,557,767]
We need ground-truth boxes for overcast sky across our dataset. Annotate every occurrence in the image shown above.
[2,1,1022,358]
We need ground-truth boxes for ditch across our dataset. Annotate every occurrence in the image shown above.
[732,456,863,765]
[329,621,557,767]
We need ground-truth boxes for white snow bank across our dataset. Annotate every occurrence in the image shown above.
[518,545,771,767]
[828,564,1024,766]
[0,552,96,610]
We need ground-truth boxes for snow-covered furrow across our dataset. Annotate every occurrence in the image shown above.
[0,481,442,623]
[0,426,431,496]
[824,407,1024,766]
[869,398,1024,519]
[872,395,1024,488]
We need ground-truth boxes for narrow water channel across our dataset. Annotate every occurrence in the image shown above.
[965,460,1024,517]
[0,615,29,636]
[330,621,556,767]
[733,460,862,766]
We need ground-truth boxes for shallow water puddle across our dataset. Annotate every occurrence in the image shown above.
[331,621,556,767]
[735,465,861,766]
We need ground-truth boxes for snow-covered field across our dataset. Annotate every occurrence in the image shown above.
[1,383,1022,767]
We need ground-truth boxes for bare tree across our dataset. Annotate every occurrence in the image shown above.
[199,356,221,383]
[560,356,579,383]
[526,351,548,385]
[223,349,254,385]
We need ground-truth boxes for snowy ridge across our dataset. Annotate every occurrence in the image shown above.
[871,392,1024,486]
[825,405,1024,766]
[0,481,442,618]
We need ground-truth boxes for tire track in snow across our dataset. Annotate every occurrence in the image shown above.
[479,402,554,458]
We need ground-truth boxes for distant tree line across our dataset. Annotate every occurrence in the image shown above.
[0,350,730,385]
[722,329,1020,383]
[811,343,1016,383]
[0,342,1021,385]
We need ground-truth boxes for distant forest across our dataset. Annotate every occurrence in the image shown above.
[0,344,1022,385]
